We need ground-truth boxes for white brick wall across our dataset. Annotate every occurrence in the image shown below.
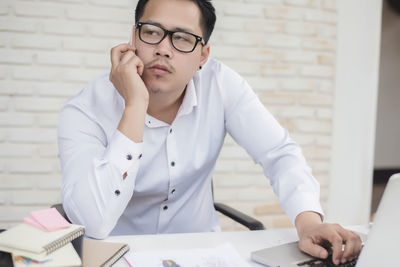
[0,0,337,231]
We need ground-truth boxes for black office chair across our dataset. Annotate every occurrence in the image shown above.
[52,182,265,231]
[212,181,265,230]
[52,202,265,231]
[52,202,264,231]
[213,202,264,230]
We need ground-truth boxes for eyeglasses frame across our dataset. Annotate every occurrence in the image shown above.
[136,22,205,53]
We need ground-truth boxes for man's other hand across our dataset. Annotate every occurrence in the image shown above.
[295,211,362,265]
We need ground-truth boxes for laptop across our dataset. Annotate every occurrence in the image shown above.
[251,173,400,267]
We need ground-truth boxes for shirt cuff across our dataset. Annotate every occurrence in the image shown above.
[103,130,143,177]
[282,193,325,225]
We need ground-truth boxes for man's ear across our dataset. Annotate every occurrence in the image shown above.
[200,43,210,67]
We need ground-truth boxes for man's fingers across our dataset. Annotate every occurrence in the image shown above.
[110,43,132,68]
[137,61,144,76]
[333,226,363,262]
[327,226,345,265]
[111,44,143,75]
[130,27,137,51]
[341,232,362,262]
[341,241,355,263]
[119,50,136,65]
[115,50,144,77]
[299,239,329,260]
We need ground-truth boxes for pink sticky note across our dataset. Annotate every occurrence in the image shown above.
[23,216,47,231]
[29,208,70,231]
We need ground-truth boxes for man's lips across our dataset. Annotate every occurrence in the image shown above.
[149,64,172,74]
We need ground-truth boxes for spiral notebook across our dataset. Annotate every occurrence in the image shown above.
[0,223,84,261]
[12,243,81,267]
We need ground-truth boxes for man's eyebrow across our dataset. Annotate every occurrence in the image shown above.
[144,20,194,33]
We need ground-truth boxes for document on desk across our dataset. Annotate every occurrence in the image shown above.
[124,242,251,267]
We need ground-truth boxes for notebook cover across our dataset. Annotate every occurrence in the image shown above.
[12,242,81,267]
[82,238,129,267]
[0,223,84,260]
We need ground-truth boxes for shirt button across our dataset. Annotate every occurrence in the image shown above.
[115,189,120,196]
[171,161,175,167]
[138,154,142,159]
[163,205,168,210]
[171,189,176,194]
[169,129,172,134]
[126,154,132,160]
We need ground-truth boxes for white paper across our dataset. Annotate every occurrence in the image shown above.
[124,242,251,267]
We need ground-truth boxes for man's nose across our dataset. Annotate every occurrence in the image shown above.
[154,35,173,58]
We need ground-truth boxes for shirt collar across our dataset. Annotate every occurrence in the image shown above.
[145,79,198,128]
[177,78,198,117]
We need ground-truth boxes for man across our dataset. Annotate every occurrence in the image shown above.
[58,0,362,265]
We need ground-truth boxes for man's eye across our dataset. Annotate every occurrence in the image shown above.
[144,30,160,36]
[174,34,190,43]
[175,36,187,41]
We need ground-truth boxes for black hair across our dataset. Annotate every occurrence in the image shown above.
[135,0,216,44]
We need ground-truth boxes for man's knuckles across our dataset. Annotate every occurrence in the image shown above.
[330,234,343,244]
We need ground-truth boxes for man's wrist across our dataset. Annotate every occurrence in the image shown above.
[118,98,148,143]
[125,94,149,109]
[295,211,323,238]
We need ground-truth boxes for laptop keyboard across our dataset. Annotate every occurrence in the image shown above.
[297,240,360,267]
[297,256,358,267]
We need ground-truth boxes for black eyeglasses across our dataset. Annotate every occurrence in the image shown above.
[136,22,204,53]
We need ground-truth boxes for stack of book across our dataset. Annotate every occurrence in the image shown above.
[0,208,84,266]
[0,207,131,266]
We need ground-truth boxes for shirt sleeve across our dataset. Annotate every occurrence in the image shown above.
[220,66,324,224]
[58,104,142,238]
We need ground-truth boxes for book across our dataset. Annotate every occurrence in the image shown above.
[82,238,129,267]
[12,242,81,267]
[0,223,84,261]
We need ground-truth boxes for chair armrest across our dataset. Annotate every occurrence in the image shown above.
[214,202,265,230]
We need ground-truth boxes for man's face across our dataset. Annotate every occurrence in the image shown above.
[134,0,210,95]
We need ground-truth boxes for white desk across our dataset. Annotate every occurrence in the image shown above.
[106,226,369,266]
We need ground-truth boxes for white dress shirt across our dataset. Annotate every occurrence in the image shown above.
[58,58,323,239]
